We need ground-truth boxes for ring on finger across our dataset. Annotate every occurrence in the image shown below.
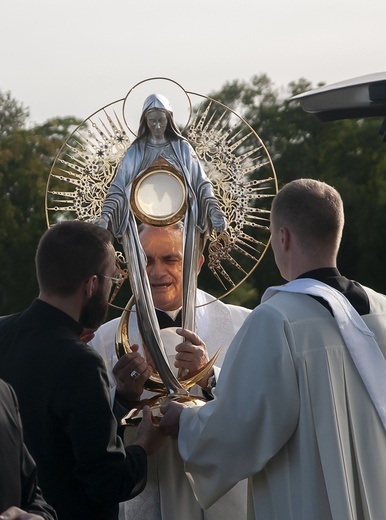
[130,370,140,381]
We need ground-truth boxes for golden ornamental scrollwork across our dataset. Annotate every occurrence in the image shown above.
[46,80,277,300]
[46,77,278,422]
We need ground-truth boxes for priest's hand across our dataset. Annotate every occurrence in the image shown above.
[159,400,185,439]
[113,344,152,408]
[174,328,210,381]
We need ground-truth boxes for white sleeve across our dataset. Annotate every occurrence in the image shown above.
[178,305,300,508]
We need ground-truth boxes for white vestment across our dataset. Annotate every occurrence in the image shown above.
[90,289,251,520]
[178,285,386,520]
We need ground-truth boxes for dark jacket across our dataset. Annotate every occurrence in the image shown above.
[0,379,57,519]
[0,299,147,520]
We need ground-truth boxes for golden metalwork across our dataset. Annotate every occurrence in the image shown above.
[129,159,187,227]
[45,78,278,422]
[115,296,221,395]
[46,80,278,299]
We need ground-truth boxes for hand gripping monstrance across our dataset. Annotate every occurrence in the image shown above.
[45,77,278,423]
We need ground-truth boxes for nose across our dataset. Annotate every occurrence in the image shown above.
[148,259,166,278]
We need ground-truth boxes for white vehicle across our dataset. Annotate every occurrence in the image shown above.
[291,72,386,135]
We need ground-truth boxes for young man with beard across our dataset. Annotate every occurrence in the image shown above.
[0,221,164,520]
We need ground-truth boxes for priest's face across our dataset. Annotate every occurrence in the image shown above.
[139,225,183,311]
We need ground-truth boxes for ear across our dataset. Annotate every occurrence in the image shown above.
[280,226,291,251]
[197,254,205,274]
[84,275,98,299]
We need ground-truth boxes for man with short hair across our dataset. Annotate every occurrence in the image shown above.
[91,222,251,520]
[160,178,386,519]
[0,220,164,520]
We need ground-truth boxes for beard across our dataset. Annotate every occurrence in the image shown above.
[79,288,109,330]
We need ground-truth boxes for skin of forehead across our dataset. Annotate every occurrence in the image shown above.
[139,226,183,257]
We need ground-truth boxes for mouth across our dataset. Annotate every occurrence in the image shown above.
[151,282,172,289]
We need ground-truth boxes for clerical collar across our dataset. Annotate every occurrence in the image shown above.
[155,307,182,321]
[297,267,370,315]
[155,307,182,329]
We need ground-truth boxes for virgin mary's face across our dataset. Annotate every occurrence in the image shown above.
[145,109,168,140]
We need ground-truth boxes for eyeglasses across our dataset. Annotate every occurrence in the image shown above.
[98,273,124,285]
[97,273,125,304]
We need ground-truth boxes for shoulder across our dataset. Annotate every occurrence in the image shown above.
[197,290,250,313]
[223,302,251,320]
[70,340,106,366]
[0,379,15,405]
[196,289,251,335]
[53,339,111,402]
[0,312,21,334]
[361,286,386,313]
[0,380,19,427]
[51,333,107,375]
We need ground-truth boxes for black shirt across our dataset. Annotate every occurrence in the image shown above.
[0,299,147,520]
[155,308,182,328]
[297,267,370,315]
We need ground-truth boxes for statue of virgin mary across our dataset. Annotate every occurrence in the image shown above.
[97,93,227,396]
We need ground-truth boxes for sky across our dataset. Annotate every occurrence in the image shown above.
[2,0,386,127]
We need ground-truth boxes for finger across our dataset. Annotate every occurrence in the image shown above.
[175,351,197,362]
[160,400,184,415]
[135,364,152,381]
[175,342,195,353]
[122,362,151,381]
[175,350,208,372]
[142,405,159,425]
[141,405,151,420]
[114,352,141,369]
[160,401,170,414]
[176,328,202,345]
[113,357,150,385]
[175,343,207,360]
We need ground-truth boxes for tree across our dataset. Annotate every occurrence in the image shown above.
[0,90,29,137]
[2,80,386,313]
[0,91,81,313]
[210,75,386,304]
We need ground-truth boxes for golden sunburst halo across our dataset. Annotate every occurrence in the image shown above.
[46,80,278,301]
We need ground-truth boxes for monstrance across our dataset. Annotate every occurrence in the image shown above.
[45,77,278,423]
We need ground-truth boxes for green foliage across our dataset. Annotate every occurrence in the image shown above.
[0,93,81,313]
[0,91,29,137]
[207,75,386,306]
